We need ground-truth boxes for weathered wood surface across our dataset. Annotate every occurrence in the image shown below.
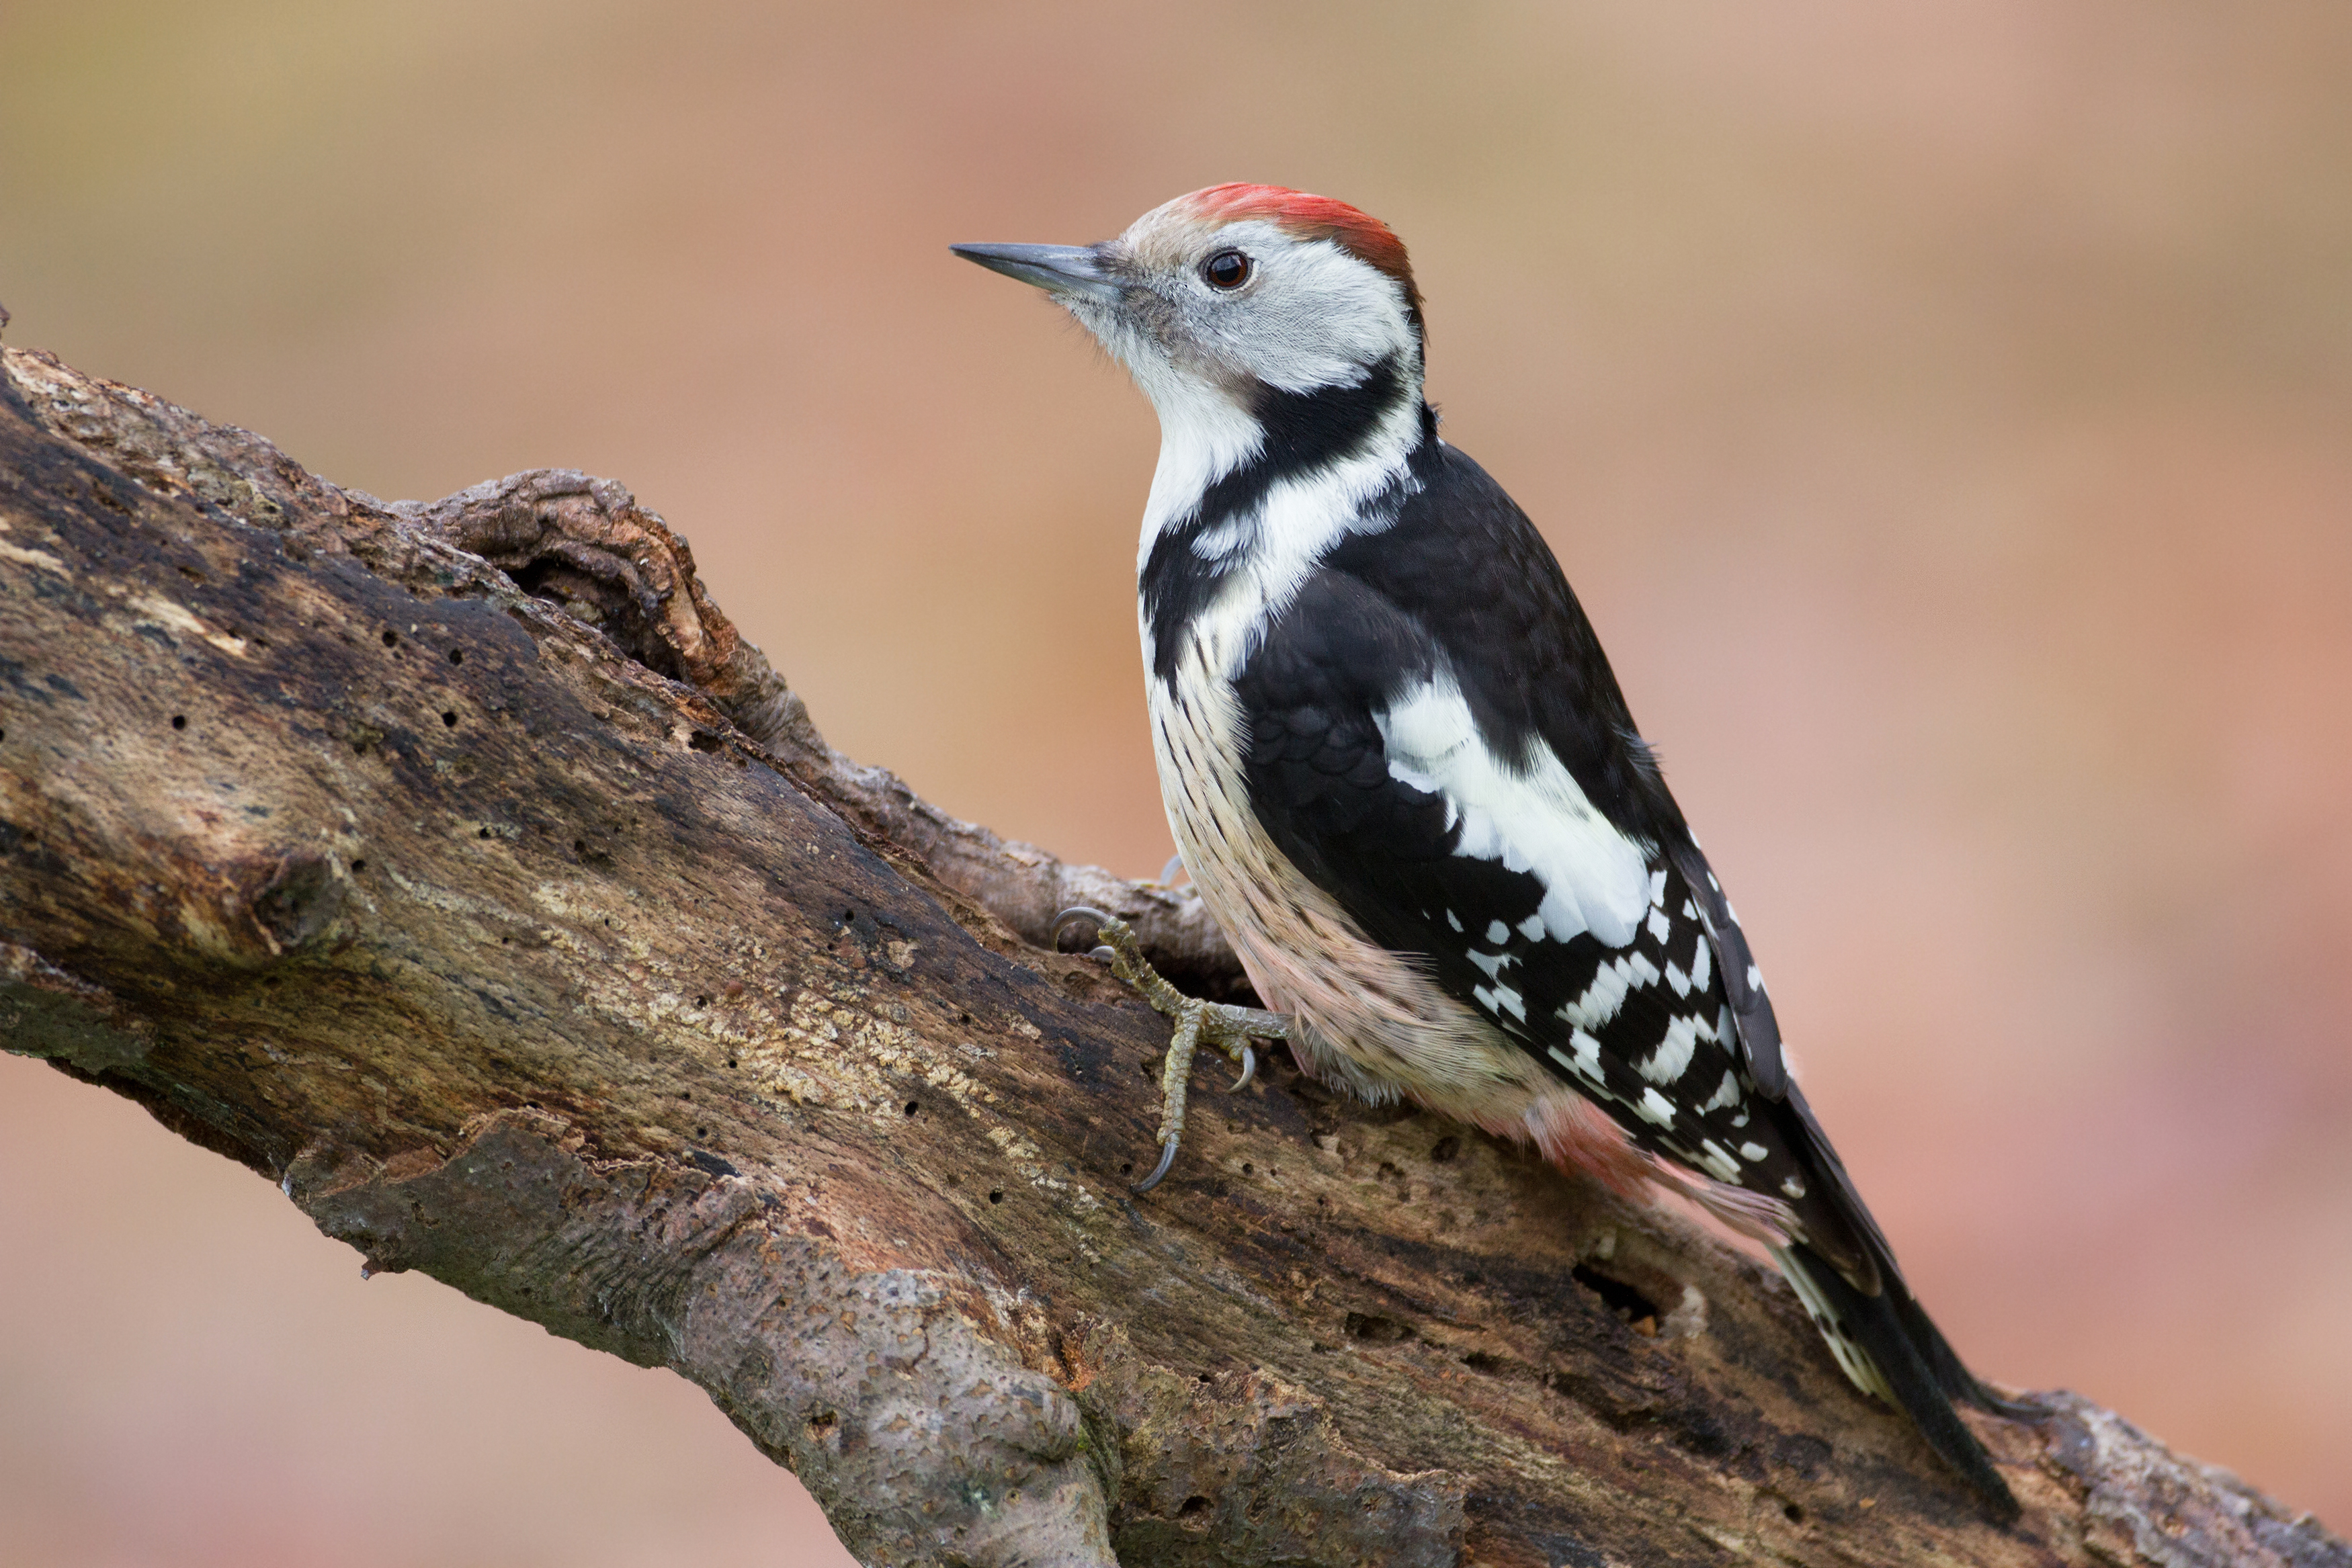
[1,343,2342,1568]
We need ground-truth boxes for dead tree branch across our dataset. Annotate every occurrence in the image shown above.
[1,345,2341,1568]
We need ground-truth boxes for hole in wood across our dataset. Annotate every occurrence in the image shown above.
[1571,1264,1662,1327]
[1343,1312,1412,1344]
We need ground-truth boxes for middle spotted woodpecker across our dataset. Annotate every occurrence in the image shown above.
[954,185,2033,1518]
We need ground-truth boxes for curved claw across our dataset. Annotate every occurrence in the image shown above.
[1052,905,1114,950]
[1223,1041,1257,1092]
[1131,1137,1180,1194]
[1088,945,1116,963]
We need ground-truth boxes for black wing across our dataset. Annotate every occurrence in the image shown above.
[1234,570,1843,1248]
[1229,442,2023,1515]
[1233,445,1831,1254]
[1324,442,1790,1098]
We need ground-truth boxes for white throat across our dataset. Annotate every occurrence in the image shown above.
[1131,363,1427,573]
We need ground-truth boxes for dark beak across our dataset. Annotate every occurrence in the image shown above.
[950,243,1120,302]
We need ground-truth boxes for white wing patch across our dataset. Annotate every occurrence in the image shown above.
[1374,671,1652,949]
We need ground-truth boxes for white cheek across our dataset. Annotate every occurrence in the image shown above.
[1220,243,1412,392]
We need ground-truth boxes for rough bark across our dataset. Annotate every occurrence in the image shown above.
[0,342,2341,1568]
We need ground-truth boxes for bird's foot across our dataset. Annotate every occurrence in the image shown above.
[1056,906,1288,1193]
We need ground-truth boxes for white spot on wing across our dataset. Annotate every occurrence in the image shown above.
[1473,983,1526,1022]
[1558,959,1629,1028]
[1548,1030,1603,1082]
[1486,919,1510,945]
[1641,1014,1705,1084]
[1701,1070,1741,1113]
[1740,1141,1769,1162]
[1636,1087,1675,1126]
[1556,949,1663,1029]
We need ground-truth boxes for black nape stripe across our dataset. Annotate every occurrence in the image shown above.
[1141,352,1417,683]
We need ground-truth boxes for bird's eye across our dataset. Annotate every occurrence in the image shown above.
[1201,249,1252,290]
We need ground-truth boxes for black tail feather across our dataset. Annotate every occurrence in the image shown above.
[1886,1277,2048,1424]
[1782,1241,2022,1522]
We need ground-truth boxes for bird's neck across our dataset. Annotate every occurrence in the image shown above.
[1134,352,1433,684]
[1136,351,1430,571]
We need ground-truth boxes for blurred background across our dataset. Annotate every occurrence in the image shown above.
[3,0,2348,1559]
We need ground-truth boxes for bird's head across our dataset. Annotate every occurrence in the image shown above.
[954,185,1425,444]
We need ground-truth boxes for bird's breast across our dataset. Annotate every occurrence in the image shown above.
[1140,589,1564,1131]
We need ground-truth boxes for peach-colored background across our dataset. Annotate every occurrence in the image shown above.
[4,1,2348,1561]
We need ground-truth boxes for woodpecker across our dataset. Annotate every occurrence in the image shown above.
[955,185,2031,1519]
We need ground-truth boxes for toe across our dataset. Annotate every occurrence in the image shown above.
[1132,1137,1181,1193]
[1052,905,1116,949]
